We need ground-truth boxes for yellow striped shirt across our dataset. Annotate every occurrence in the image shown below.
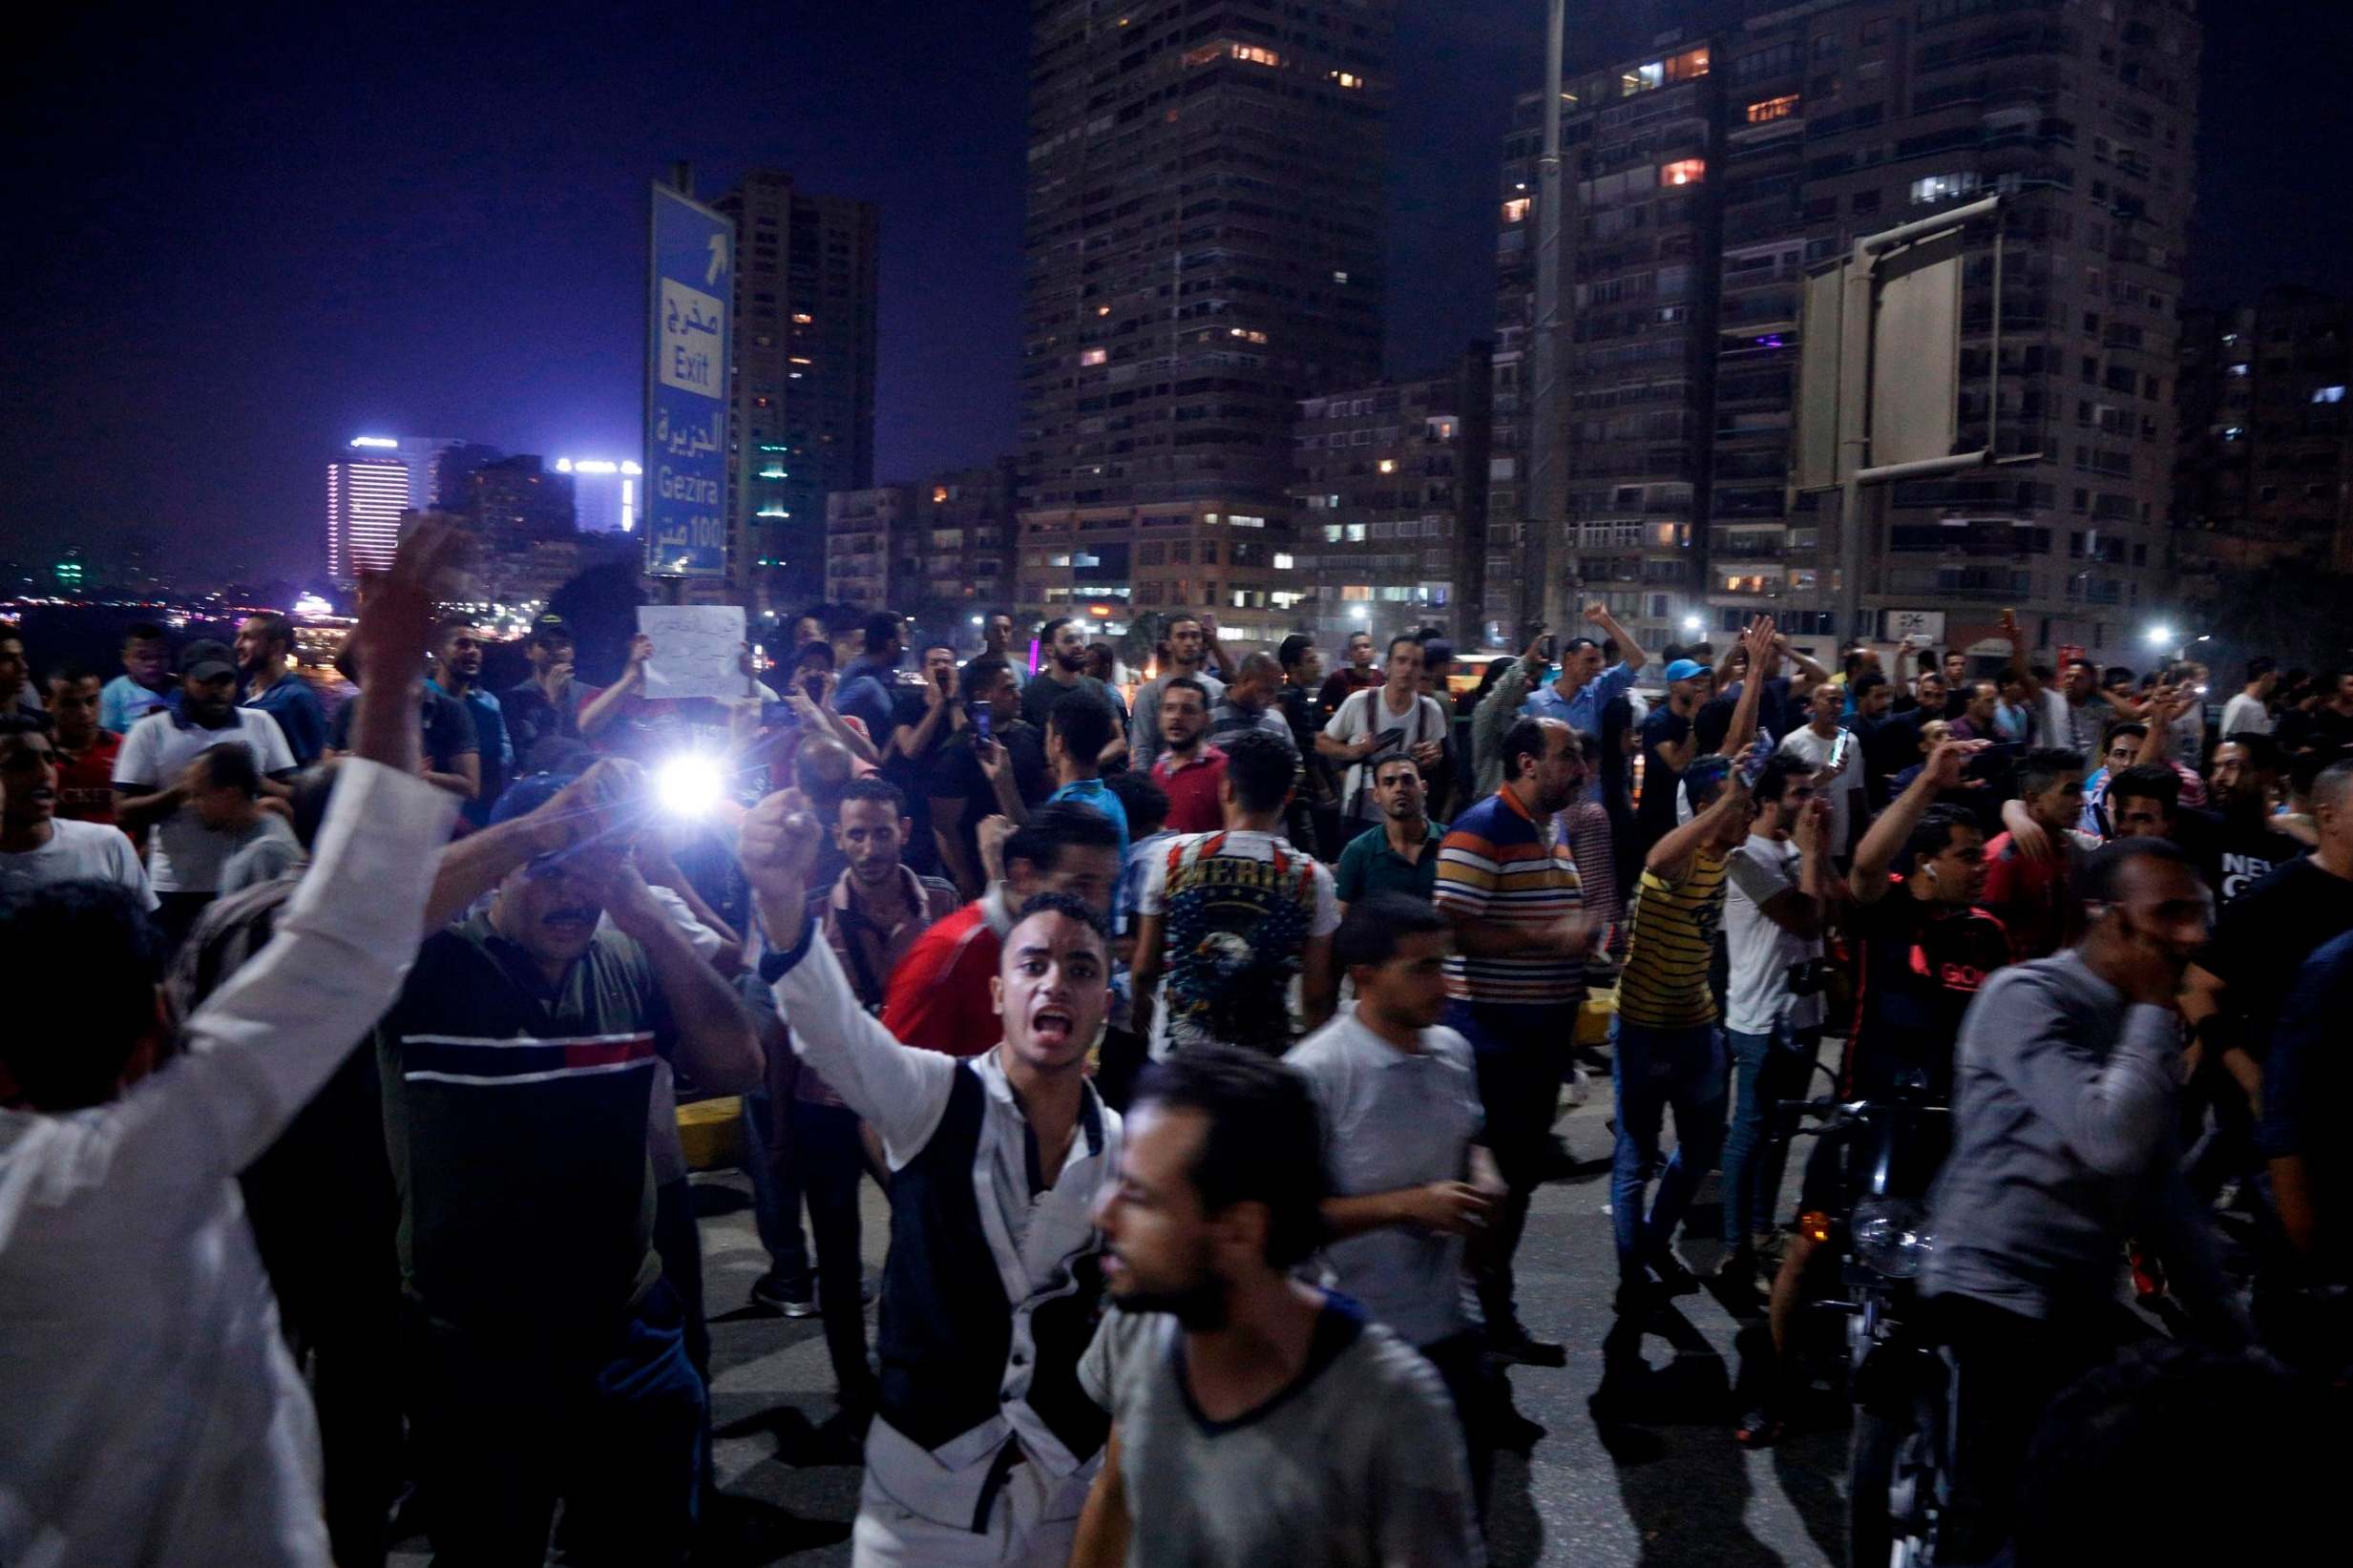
[1618,847,1728,1029]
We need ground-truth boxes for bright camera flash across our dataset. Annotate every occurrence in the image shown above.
[656,755,725,818]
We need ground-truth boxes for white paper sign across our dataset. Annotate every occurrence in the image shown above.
[637,605,751,700]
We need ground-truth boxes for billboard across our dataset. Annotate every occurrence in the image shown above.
[645,183,732,578]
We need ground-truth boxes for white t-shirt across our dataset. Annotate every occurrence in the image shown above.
[2218,691,2272,740]
[1137,827,1339,1058]
[1322,686,1450,818]
[1722,831,1824,1036]
[0,818,158,909]
[113,709,297,893]
[1775,724,1864,859]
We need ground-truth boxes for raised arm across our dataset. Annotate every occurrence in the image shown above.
[739,790,958,1160]
[1721,616,1777,763]
[578,633,652,738]
[1850,739,1983,904]
[2000,608,2043,700]
[1586,601,1648,676]
[1646,770,1751,882]
[595,854,763,1093]
[116,522,466,1175]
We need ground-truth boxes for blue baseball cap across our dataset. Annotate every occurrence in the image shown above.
[1665,659,1708,684]
[490,770,576,827]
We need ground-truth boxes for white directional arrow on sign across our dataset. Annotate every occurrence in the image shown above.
[706,235,728,285]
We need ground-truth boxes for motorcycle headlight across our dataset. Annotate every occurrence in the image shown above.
[1850,1198,1934,1280]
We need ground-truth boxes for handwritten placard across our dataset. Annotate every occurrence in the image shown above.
[637,605,751,700]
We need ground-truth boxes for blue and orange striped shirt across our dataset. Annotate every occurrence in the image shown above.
[1434,786,1586,1006]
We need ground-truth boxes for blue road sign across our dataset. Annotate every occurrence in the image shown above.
[645,183,733,578]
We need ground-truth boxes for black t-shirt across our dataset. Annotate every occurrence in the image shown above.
[1019,672,1123,736]
[1693,695,1737,756]
[1854,711,1923,810]
[327,684,478,773]
[931,721,1051,881]
[1637,706,1692,843]
[2167,806,2305,908]
[2195,856,2353,1060]
[883,688,953,875]
[1841,880,2013,1101]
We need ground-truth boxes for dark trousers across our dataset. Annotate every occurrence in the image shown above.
[790,1098,878,1413]
[409,1283,706,1568]
[154,889,214,954]
[1722,1025,1819,1245]
[1450,1001,1577,1328]
[1609,1021,1729,1279]
[1936,1293,2133,1566]
[741,1087,813,1292]
[651,1179,710,1381]
[1420,1330,1498,1516]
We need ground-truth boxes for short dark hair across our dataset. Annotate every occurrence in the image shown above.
[2107,763,2180,814]
[1003,802,1123,878]
[1131,1044,1328,1268]
[1386,634,1420,660]
[1040,616,1076,646]
[45,661,102,690]
[791,638,836,670]
[123,621,168,645]
[245,612,295,652]
[1851,671,1887,700]
[1500,716,1553,782]
[1562,635,1600,658]
[1371,752,1421,788]
[958,654,1010,700]
[1107,770,1169,837]
[1012,888,1111,947]
[2073,834,2193,907]
[1232,651,1282,686]
[2065,657,2097,677]
[1754,751,1812,805]
[2216,731,2282,772]
[2103,719,2150,748]
[1334,891,1448,972]
[861,611,904,650]
[1901,804,1981,871]
[1276,633,1315,671]
[2243,656,2277,684]
[1222,729,1295,813]
[194,742,262,798]
[1161,675,1209,710]
[2018,746,2087,797]
[839,775,909,818]
[1166,612,1203,632]
[0,713,49,744]
[1047,688,1117,761]
[288,763,340,850]
[0,880,164,1110]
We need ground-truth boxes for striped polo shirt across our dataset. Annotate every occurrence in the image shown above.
[1433,786,1585,1006]
[1618,847,1730,1030]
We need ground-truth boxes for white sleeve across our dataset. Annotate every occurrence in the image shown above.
[102,761,458,1178]
[1724,846,1793,907]
[767,926,957,1166]
[111,718,156,785]
[1309,861,1341,936]
[247,710,296,774]
[1136,842,1172,917]
[1322,689,1362,741]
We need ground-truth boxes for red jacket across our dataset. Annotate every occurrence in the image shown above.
[879,889,1017,1056]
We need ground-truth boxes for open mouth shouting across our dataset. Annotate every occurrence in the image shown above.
[1029,1004,1077,1049]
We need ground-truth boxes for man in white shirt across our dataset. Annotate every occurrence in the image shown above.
[1317,635,1450,826]
[113,638,298,946]
[1775,680,1865,862]
[2218,657,2277,740]
[0,718,157,909]
[1719,755,1830,1282]
[0,521,463,1568]
[1128,612,1226,770]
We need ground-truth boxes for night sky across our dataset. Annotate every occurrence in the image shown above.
[4,0,2345,588]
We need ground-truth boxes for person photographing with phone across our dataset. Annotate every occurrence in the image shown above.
[1317,635,1450,829]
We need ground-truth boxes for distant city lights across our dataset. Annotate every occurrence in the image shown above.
[348,435,399,449]
[554,458,643,475]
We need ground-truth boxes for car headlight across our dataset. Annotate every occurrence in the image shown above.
[1850,1197,1934,1279]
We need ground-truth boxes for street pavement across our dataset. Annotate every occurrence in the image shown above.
[391,1079,1850,1567]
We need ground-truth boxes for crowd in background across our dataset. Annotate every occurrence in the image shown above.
[3,555,2350,1566]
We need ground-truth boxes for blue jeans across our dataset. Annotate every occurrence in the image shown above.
[1721,1026,1820,1246]
[741,1087,813,1291]
[1610,1020,1729,1278]
[1448,1000,1579,1328]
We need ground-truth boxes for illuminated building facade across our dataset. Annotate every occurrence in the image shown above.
[555,457,643,535]
[1016,0,1393,648]
[326,452,412,585]
[713,170,881,610]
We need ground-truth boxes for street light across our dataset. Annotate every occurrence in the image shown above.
[2146,624,2174,647]
[1349,604,1369,620]
[970,615,984,626]
[1682,614,1705,635]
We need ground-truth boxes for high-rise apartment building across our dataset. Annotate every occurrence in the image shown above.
[1290,347,1493,648]
[823,484,916,611]
[555,456,643,535]
[826,460,1024,619]
[1491,0,2199,661]
[1015,0,1392,649]
[326,450,412,585]
[714,170,881,611]
[2176,289,2353,589]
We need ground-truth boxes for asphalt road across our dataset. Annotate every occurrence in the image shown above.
[391,1081,1852,1567]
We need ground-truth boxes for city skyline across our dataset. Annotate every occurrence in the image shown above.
[5,1,2348,588]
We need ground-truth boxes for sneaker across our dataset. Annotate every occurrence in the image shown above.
[750,1274,818,1318]
[1733,1404,1785,1449]
[1649,1255,1703,1298]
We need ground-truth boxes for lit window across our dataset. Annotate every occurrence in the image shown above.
[1662,159,1706,187]
[1228,513,1266,528]
[788,356,813,365]
[2314,386,2346,404]
[1273,553,1295,570]
[1080,347,1107,366]
[932,485,950,502]
[1226,326,1268,344]
[1229,43,1282,66]
[1377,458,1397,473]
[1502,197,1530,223]
[2226,363,2250,378]
[1096,304,1111,316]
[1332,71,1364,89]
[1746,94,1799,124]
[791,312,813,324]
[1908,172,1980,204]
[1333,270,1349,283]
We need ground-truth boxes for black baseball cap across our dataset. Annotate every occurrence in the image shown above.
[528,614,574,649]
[177,639,236,680]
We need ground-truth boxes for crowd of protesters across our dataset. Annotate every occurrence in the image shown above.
[4,557,2350,1567]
